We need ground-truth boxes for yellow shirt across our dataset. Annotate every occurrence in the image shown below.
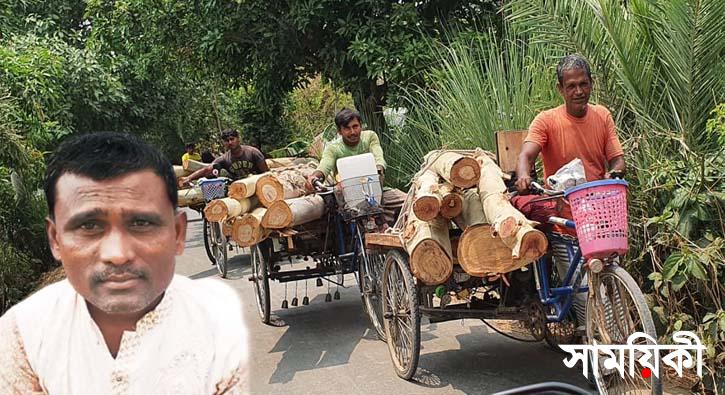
[182,152,202,162]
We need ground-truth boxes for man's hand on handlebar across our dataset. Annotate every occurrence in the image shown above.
[306,171,326,192]
[514,174,533,195]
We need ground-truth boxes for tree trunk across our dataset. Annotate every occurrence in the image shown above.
[412,170,441,221]
[255,164,317,207]
[182,159,207,172]
[231,208,270,247]
[173,165,188,178]
[475,152,523,239]
[475,152,548,265]
[402,210,452,285]
[178,187,204,207]
[204,197,256,222]
[229,174,264,200]
[426,151,480,188]
[437,183,463,219]
[261,195,325,229]
[457,224,530,276]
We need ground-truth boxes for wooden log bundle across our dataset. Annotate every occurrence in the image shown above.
[203,197,257,222]
[232,208,269,247]
[384,148,547,284]
[182,159,207,173]
[427,151,481,188]
[228,174,264,200]
[178,187,204,207]
[262,195,325,229]
[255,164,318,207]
[402,210,453,286]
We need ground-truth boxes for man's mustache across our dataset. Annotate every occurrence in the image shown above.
[91,266,148,284]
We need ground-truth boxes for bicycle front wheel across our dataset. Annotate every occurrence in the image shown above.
[586,264,662,395]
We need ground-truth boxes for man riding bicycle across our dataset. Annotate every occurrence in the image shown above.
[513,54,626,327]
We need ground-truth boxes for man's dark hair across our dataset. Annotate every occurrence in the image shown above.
[219,128,239,139]
[556,54,593,85]
[44,132,178,218]
[201,150,215,163]
[185,142,195,150]
[334,108,362,129]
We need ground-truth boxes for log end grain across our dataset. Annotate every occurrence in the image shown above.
[410,239,452,285]
[261,200,293,229]
[412,195,441,222]
[440,193,463,219]
[450,157,481,188]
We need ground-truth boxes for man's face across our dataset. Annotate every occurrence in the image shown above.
[557,68,592,117]
[338,118,362,146]
[186,145,195,154]
[222,135,240,151]
[46,170,187,315]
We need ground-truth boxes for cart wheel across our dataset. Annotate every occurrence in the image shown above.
[209,221,228,278]
[251,243,271,324]
[544,308,578,354]
[587,264,662,395]
[357,225,386,341]
[382,250,420,380]
[202,217,216,265]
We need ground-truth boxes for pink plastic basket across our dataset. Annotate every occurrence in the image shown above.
[564,180,629,259]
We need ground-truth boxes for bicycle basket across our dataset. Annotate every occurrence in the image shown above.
[198,178,227,202]
[564,179,629,259]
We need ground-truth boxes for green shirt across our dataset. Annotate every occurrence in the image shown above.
[317,130,387,177]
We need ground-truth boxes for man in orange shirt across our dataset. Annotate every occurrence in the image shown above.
[514,55,626,329]
[515,54,625,193]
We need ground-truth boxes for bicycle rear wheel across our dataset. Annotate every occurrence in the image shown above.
[210,222,228,278]
[357,224,386,341]
[586,264,662,395]
[250,243,271,324]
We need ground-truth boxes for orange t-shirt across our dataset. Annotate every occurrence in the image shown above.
[525,104,624,181]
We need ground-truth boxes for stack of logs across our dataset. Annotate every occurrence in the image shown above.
[398,149,548,285]
[178,160,328,248]
[176,157,317,208]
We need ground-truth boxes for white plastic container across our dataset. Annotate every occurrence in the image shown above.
[336,153,383,210]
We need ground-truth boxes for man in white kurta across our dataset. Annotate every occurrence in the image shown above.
[0,132,249,394]
[0,275,247,394]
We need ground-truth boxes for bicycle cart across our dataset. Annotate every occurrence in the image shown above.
[248,154,391,340]
[367,179,662,395]
[187,177,235,278]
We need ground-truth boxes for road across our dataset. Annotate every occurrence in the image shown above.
[175,209,591,394]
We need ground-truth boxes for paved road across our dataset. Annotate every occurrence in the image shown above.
[175,209,591,394]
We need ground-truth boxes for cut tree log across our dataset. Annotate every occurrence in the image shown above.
[231,208,270,247]
[182,159,207,172]
[457,224,531,276]
[412,171,441,221]
[402,210,452,285]
[455,189,486,231]
[178,187,204,207]
[255,164,317,207]
[266,157,318,169]
[262,195,325,229]
[173,165,188,178]
[228,174,264,200]
[474,152,548,264]
[437,183,463,219]
[427,151,481,188]
[475,152,523,239]
[204,197,257,222]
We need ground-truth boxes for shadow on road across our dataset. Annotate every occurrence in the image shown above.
[189,251,252,280]
[265,292,371,384]
[409,324,591,394]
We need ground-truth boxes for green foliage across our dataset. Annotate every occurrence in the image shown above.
[0,33,127,149]
[385,27,561,188]
[285,76,354,142]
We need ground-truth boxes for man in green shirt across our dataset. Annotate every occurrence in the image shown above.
[307,108,387,186]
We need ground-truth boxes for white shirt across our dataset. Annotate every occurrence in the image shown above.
[0,275,248,394]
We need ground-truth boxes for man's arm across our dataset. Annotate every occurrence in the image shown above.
[308,145,336,188]
[605,155,625,178]
[367,131,386,170]
[515,142,542,194]
[179,165,213,187]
